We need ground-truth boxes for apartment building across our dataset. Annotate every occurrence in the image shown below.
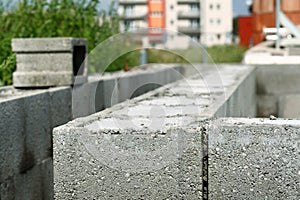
[118,0,232,47]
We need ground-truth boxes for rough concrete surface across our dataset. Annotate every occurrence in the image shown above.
[54,127,203,199]
[208,118,300,199]
[279,94,300,118]
[12,38,87,87]
[256,65,300,95]
[0,64,184,199]
[12,37,87,53]
[257,95,278,117]
[54,64,256,199]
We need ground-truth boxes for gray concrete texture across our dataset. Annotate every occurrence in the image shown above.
[53,65,256,199]
[279,94,300,118]
[54,127,203,199]
[0,87,71,200]
[12,38,87,53]
[255,65,300,118]
[0,64,184,199]
[12,38,87,87]
[72,64,183,118]
[208,118,300,199]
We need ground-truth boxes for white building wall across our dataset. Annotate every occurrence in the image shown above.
[118,0,232,48]
[201,0,232,46]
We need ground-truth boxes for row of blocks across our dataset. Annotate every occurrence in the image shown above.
[53,65,297,199]
[0,64,183,199]
[55,118,299,199]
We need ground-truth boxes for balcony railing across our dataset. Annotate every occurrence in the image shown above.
[119,0,147,5]
[121,12,147,20]
[177,0,200,4]
[178,11,200,19]
[178,26,201,34]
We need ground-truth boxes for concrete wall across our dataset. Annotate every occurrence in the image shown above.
[0,64,183,200]
[256,65,300,118]
[208,118,299,199]
[0,87,71,200]
[53,65,256,199]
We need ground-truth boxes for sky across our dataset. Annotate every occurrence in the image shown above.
[2,0,251,17]
[232,0,251,17]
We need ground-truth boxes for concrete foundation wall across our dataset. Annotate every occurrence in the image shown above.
[53,65,256,199]
[208,118,299,199]
[0,87,71,200]
[256,65,300,118]
[0,64,183,199]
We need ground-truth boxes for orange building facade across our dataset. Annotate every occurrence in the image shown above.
[253,0,300,45]
[147,0,165,37]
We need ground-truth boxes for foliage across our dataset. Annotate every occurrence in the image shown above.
[0,0,119,85]
[106,45,247,72]
[207,45,248,63]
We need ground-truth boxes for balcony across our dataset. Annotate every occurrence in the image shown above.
[177,0,200,4]
[178,26,201,34]
[178,11,200,19]
[121,12,147,20]
[119,0,147,5]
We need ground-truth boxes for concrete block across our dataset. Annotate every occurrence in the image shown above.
[13,71,74,87]
[53,64,257,199]
[204,65,256,118]
[12,37,87,87]
[12,38,86,53]
[49,87,72,127]
[14,158,53,200]
[257,95,278,117]
[256,65,300,95]
[53,126,203,199]
[0,98,25,181]
[16,53,72,72]
[23,91,52,165]
[279,94,300,118]
[208,118,299,199]
[103,78,117,108]
[72,80,104,118]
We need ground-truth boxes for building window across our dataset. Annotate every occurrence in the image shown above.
[217,34,221,40]
[150,28,162,33]
[217,19,221,25]
[216,4,221,10]
[170,5,174,10]
[191,35,199,42]
[191,19,199,28]
[209,4,213,10]
[151,12,162,17]
[171,20,174,25]
[210,19,214,24]
[125,20,135,31]
[190,4,199,12]
[124,5,134,15]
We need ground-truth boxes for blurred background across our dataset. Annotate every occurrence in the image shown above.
[1,0,300,85]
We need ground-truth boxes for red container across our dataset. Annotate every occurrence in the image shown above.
[238,16,253,47]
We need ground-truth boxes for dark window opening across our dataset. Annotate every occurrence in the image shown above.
[73,46,86,76]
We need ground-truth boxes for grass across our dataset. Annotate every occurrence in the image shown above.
[118,45,248,71]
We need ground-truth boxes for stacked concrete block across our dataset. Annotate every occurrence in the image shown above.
[208,118,300,199]
[0,86,72,199]
[12,38,87,87]
[54,125,204,199]
[0,63,188,199]
[53,65,256,199]
[71,64,184,118]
